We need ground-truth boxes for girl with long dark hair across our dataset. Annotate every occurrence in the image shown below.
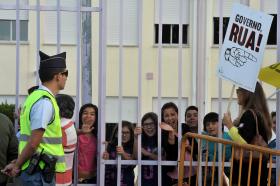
[78,103,98,184]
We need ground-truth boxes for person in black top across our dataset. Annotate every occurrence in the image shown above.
[103,121,135,186]
[161,102,198,186]
[223,82,272,186]
[133,112,158,185]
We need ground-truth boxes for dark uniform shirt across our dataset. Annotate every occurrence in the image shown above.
[0,113,18,183]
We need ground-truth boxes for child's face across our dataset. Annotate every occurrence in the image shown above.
[122,126,131,144]
[81,107,96,127]
[163,107,178,129]
[185,109,198,128]
[205,121,219,136]
[142,118,156,137]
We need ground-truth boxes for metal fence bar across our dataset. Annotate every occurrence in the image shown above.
[14,0,20,133]
[97,0,107,185]
[191,0,197,106]
[157,0,163,185]
[35,0,40,84]
[117,0,124,185]
[0,4,100,12]
[56,0,61,53]
[136,0,143,185]
[73,0,82,185]
[177,0,184,171]
[218,1,224,186]
[276,0,280,184]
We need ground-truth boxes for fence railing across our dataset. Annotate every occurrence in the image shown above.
[179,132,280,186]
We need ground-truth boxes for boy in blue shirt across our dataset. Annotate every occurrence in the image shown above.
[202,112,231,185]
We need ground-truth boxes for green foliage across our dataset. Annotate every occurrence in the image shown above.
[0,102,15,123]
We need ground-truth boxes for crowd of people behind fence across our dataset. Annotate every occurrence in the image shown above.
[0,50,277,186]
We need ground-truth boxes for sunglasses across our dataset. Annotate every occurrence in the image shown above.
[60,70,68,77]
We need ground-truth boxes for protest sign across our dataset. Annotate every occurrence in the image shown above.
[217,3,273,92]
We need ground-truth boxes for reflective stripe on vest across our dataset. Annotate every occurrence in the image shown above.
[20,134,62,144]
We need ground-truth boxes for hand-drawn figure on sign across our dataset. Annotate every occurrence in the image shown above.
[224,47,257,67]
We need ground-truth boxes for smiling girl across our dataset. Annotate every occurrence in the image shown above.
[78,103,98,184]
[133,112,158,185]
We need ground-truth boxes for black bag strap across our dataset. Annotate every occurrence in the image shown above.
[249,109,259,135]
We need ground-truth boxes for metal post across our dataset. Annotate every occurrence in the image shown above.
[14,0,20,133]
[218,1,224,186]
[276,0,280,184]
[157,0,163,185]
[196,0,207,185]
[136,0,143,185]
[177,0,183,177]
[97,0,107,185]
[36,0,40,84]
[73,0,81,185]
[191,0,197,106]
[81,0,92,104]
[117,0,124,185]
[56,0,61,53]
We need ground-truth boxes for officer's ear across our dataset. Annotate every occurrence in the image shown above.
[54,73,60,82]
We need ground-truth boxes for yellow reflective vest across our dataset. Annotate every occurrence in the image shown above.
[19,89,65,172]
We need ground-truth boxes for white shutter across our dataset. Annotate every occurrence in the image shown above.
[0,0,28,20]
[155,0,189,24]
[213,0,240,17]
[43,0,77,44]
[44,11,57,44]
[107,0,120,45]
[105,97,138,123]
[263,0,277,14]
[107,0,138,45]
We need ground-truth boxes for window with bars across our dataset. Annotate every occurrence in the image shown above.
[267,14,277,45]
[0,20,28,41]
[154,0,189,45]
[154,24,188,44]
[213,17,229,45]
[0,0,29,41]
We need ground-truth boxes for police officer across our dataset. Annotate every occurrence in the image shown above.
[2,51,68,185]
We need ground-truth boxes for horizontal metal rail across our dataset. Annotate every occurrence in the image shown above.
[179,132,280,186]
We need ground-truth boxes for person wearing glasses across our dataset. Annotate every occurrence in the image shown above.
[2,51,68,185]
[133,112,158,185]
[103,121,135,186]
